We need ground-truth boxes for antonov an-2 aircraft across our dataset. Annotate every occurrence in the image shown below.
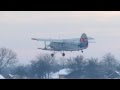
[31,33,95,57]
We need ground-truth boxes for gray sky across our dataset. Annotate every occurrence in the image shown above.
[0,11,120,64]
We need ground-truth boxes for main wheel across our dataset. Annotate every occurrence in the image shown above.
[62,53,65,57]
[51,53,54,57]
[81,50,83,53]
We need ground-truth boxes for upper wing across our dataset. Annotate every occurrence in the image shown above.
[31,37,94,42]
[31,38,62,42]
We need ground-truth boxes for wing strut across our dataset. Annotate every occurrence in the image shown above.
[44,41,47,49]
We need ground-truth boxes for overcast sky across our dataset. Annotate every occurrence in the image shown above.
[0,11,120,64]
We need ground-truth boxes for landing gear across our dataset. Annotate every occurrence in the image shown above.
[81,50,83,53]
[62,53,65,57]
[51,53,65,57]
[51,53,54,57]
[51,51,56,57]
[61,51,65,57]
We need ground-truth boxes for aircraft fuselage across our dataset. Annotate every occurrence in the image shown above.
[49,41,88,51]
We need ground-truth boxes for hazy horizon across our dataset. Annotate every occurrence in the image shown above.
[0,11,120,64]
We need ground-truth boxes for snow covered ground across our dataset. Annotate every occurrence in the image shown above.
[50,68,71,79]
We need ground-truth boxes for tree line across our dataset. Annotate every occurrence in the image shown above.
[0,47,120,79]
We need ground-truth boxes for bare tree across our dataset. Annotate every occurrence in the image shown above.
[30,54,56,79]
[101,53,118,69]
[67,55,86,71]
[84,58,104,79]
[12,65,28,78]
[65,55,87,78]
[0,48,17,73]
[100,53,118,78]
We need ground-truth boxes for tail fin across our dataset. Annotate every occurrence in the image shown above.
[79,33,88,48]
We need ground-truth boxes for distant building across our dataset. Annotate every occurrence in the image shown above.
[64,70,83,79]
[51,68,71,79]
[107,71,120,79]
